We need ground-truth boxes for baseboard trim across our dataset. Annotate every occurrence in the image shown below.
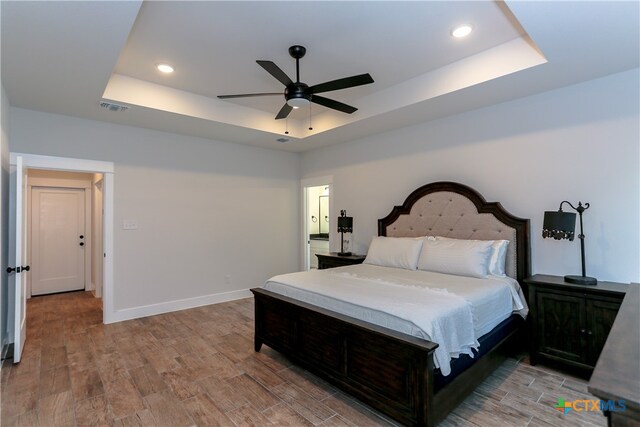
[105,288,253,324]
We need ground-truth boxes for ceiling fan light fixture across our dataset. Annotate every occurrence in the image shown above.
[452,25,473,38]
[217,45,374,120]
[287,97,310,109]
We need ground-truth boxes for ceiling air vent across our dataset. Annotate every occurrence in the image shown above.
[99,101,129,112]
[276,138,290,143]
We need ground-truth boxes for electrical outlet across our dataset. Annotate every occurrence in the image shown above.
[224,275,232,285]
[123,220,138,230]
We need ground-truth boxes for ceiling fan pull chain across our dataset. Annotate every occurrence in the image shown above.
[309,104,313,131]
[285,118,289,135]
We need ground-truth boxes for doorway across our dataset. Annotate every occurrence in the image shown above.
[26,169,99,297]
[307,185,330,269]
[7,153,114,363]
[301,176,332,271]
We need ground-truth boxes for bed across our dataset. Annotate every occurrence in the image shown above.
[251,181,530,426]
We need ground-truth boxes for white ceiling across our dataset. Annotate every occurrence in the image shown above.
[2,1,638,153]
[114,1,524,113]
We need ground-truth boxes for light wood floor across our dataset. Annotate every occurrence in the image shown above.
[1,291,606,426]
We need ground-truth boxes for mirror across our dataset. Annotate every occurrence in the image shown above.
[319,195,329,234]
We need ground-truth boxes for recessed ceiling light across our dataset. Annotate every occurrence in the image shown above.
[452,25,473,38]
[157,63,174,74]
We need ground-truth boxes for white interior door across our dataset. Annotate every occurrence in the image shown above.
[9,156,28,363]
[31,187,85,295]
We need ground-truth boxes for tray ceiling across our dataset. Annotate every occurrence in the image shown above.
[2,1,638,152]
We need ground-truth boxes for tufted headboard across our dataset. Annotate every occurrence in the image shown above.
[378,182,530,282]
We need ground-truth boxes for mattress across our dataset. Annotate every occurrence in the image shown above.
[264,264,528,376]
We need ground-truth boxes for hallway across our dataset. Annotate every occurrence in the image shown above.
[1,292,103,424]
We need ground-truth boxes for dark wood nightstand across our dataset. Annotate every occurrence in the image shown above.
[524,274,628,376]
[316,253,366,270]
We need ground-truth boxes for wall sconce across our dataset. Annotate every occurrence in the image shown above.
[543,201,597,285]
[337,210,353,256]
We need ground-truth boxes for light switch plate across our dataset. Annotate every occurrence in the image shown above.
[123,220,138,230]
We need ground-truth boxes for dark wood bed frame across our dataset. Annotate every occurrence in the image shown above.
[252,182,530,426]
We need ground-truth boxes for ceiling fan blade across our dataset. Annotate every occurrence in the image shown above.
[310,73,374,94]
[257,60,294,87]
[311,95,357,114]
[275,103,293,120]
[217,93,281,99]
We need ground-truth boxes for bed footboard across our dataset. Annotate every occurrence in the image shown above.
[252,288,439,427]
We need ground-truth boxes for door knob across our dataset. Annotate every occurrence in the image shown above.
[79,235,84,239]
[21,266,30,272]
[79,242,84,246]
[6,267,16,273]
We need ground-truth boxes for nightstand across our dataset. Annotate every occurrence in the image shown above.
[316,252,366,270]
[524,274,628,376]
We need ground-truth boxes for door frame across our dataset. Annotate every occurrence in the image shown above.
[93,177,104,298]
[9,153,115,324]
[300,176,332,271]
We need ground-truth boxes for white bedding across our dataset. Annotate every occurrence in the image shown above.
[263,264,528,376]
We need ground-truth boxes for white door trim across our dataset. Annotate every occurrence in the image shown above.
[300,176,333,271]
[92,178,104,298]
[10,153,113,174]
[10,153,116,324]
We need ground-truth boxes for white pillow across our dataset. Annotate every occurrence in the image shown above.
[363,236,424,270]
[488,240,509,276]
[417,238,493,278]
[436,236,509,277]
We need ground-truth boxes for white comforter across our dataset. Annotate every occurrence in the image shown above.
[264,264,527,376]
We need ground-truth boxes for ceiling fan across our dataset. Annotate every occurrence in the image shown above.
[218,45,374,120]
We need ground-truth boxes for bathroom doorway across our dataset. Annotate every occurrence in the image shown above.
[301,176,332,271]
[307,185,330,269]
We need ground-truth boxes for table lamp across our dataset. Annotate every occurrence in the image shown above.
[542,201,597,285]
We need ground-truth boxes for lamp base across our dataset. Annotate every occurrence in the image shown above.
[337,252,352,257]
[564,275,597,286]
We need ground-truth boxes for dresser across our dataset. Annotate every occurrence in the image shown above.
[589,284,639,426]
[524,274,627,376]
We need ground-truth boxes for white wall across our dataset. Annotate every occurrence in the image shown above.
[9,109,301,313]
[301,69,640,283]
[0,83,10,352]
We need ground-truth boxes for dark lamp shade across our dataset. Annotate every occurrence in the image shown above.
[337,216,353,233]
[542,211,576,241]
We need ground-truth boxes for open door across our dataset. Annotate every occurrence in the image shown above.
[8,156,28,363]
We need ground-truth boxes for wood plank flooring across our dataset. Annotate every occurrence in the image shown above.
[1,291,607,426]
